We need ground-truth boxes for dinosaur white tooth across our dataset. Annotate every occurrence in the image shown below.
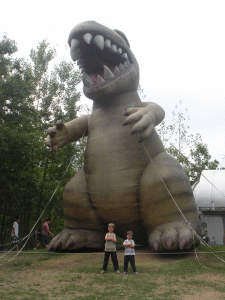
[105,39,111,49]
[111,44,117,53]
[123,61,128,68]
[97,75,105,84]
[70,39,81,61]
[119,63,125,71]
[127,59,131,65]
[83,73,93,82]
[93,35,104,50]
[80,68,87,74]
[113,66,120,75]
[122,53,128,60]
[71,38,80,49]
[82,72,90,79]
[82,73,94,87]
[84,78,94,88]
[86,80,94,88]
[118,48,122,54]
[104,65,115,80]
[83,33,92,44]
[70,47,81,62]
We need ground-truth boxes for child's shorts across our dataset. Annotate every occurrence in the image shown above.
[11,236,19,244]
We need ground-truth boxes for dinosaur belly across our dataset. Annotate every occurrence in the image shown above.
[84,111,149,224]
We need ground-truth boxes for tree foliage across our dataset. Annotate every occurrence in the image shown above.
[0,35,84,247]
[156,100,219,185]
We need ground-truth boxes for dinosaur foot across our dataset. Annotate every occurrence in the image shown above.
[48,228,105,251]
[148,221,200,252]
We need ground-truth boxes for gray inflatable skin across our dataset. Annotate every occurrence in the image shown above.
[46,21,200,252]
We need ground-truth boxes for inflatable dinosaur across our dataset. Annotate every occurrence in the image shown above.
[46,21,200,252]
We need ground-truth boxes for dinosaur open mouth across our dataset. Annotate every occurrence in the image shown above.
[70,32,132,88]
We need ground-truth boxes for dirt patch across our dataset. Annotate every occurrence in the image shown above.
[193,273,225,285]
[181,291,224,300]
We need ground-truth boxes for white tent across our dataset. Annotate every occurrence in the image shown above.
[193,170,225,246]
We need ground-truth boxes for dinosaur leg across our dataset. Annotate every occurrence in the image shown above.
[48,167,105,251]
[139,152,201,251]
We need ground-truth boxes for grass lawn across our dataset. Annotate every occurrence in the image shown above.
[0,245,225,299]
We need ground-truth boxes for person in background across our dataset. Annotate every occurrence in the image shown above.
[34,218,54,250]
[10,216,21,251]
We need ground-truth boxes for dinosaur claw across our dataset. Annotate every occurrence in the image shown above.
[179,239,188,250]
[48,243,54,251]
[165,238,174,249]
[54,240,62,250]
[152,241,160,252]
[66,238,74,249]
[130,129,136,135]
[56,120,64,130]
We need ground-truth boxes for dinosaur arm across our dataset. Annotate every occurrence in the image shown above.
[45,114,90,155]
[123,102,165,142]
[134,102,165,126]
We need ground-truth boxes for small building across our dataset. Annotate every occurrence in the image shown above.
[193,169,225,246]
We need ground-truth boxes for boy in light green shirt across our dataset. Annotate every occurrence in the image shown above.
[100,223,120,274]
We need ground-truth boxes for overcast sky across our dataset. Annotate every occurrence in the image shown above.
[1,0,225,166]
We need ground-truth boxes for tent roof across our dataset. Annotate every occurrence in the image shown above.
[193,170,225,210]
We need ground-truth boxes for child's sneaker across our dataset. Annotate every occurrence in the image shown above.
[123,272,128,275]
[100,270,105,274]
[134,272,139,275]
[116,270,120,274]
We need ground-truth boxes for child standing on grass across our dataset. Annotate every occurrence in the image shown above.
[101,223,120,274]
[123,230,138,275]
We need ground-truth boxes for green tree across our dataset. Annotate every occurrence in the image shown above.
[189,142,219,184]
[0,35,36,241]
[0,35,83,247]
[156,100,219,185]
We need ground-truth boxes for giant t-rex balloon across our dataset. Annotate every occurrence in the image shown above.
[46,21,200,252]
